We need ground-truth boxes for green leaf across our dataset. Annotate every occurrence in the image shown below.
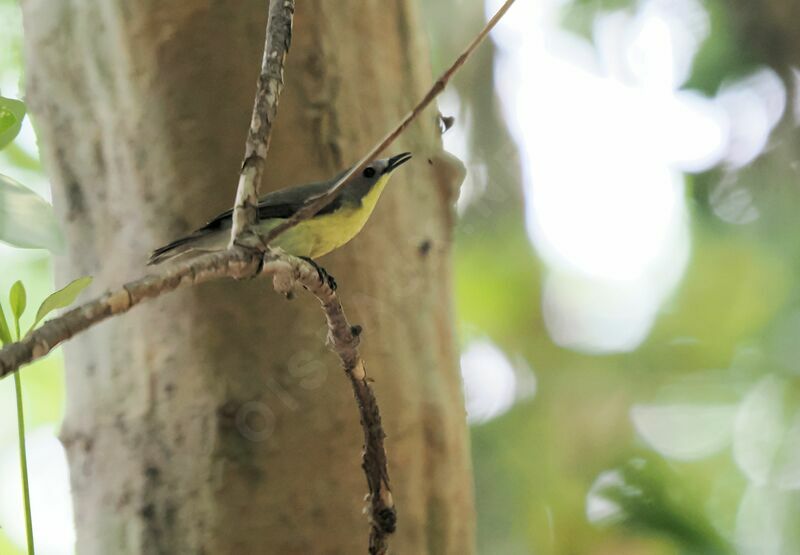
[9,279,26,319]
[10,280,27,341]
[3,141,42,172]
[0,173,64,252]
[0,96,26,150]
[0,302,11,345]
[32,276,93,330]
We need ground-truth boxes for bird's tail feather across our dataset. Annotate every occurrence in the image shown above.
[148,229,214,265]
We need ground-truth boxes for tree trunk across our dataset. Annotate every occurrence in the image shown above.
[21,1,474,553]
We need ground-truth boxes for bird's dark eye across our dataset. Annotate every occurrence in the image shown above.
[363,167,376,178]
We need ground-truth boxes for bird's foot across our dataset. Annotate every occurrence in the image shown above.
[299,256,337,291]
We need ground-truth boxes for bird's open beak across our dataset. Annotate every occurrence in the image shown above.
[384,152,412,174]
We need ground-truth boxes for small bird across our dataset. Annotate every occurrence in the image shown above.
[148,152,412,265]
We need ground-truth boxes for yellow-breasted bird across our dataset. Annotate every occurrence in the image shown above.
[148,152,412,265]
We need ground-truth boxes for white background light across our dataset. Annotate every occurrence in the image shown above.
[0,427,75,555]
[461,341,530,424]
[484,0,750,352]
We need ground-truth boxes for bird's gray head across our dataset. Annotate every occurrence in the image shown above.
[344,152,412,202]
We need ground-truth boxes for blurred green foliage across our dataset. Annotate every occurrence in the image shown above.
[588,454,733,554]
[425,0,800,554]
[0,96,25,149]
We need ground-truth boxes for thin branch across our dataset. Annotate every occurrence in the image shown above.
[260,0,518,247]
[0,249,262,379]
[230,0,295,247]
[265,258,396,554]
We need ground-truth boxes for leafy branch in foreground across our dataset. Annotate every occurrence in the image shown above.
[2,92,77,555]
[0,277,93,555]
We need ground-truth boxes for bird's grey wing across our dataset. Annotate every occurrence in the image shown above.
[199,179,344,232]
[148,177,346,264]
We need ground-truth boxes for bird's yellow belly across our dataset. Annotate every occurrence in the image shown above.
[267,205,371,258]
[264,173,389,258]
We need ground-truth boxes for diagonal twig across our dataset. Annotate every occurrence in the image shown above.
[260,0,518,247]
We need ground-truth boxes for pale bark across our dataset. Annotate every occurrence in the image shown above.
[21,1,474,554]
